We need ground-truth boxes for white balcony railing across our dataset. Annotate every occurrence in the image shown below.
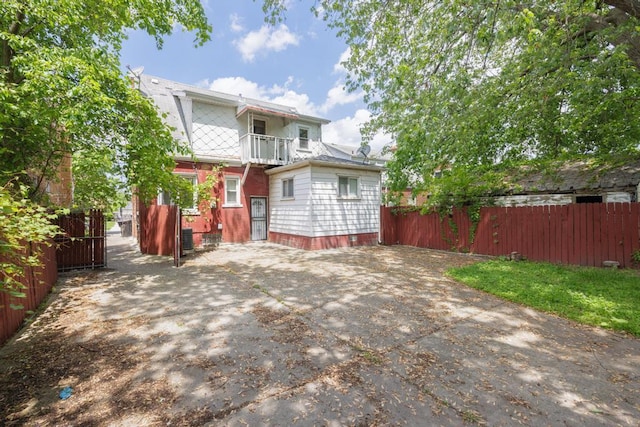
[240,133,293,165]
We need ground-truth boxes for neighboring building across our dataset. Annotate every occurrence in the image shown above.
[136,74,383,250]
[494,159,640,207]
[38,153,73,207]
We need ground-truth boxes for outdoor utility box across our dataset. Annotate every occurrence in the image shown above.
[119,220,132,237]
[182,228,194,251]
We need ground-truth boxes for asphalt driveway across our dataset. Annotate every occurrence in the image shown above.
[1,234,638,426]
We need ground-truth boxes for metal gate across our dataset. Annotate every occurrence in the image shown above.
[250,197,268,241]
[55,210,106,271]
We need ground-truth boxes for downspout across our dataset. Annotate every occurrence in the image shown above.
[241,162,252,186]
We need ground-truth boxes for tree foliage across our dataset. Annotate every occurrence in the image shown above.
[264,0,640,203]
[1,0,211,204]
[72,147,128,212]
[0,183,62,301]
[0,1,211,300]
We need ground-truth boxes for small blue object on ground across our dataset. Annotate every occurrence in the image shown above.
[59,386,73,400]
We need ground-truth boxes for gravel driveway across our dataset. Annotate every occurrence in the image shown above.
[0,234,638,426]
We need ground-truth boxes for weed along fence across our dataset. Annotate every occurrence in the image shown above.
[0,244,58,345]
[54,210,106,272]
[380,203,640,268]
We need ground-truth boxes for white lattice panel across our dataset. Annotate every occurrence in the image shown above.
[191,102,241,158]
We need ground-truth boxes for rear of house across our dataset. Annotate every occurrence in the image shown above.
[267,157,382,249]
[133,74,383,252]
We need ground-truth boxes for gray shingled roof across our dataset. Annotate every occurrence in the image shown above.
[507,159,640,194]
[136,74,330,144]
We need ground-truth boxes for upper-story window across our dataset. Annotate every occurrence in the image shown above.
[298,126,309,150]
[253,118,267,135]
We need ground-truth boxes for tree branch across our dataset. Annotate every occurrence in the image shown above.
[604,0,640,19]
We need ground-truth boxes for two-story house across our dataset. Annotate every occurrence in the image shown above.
[136,74,383,251]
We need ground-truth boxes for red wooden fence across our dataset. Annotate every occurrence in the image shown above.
[381,203,640,268]
[0,243,57,345]
[139,204,178,256]
[54,210,106,271]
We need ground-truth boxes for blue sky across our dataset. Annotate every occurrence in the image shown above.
[119,0,390,150]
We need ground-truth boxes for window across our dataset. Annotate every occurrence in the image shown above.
[253,118,266,135]
[298,126,309,150]
[224,176,241,207]
[158,175,198,213]
[575,195,602,204]
[338,176,359,199]
[282,178,294,199]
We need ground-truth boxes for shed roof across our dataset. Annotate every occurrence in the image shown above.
[506,159,640,194]
[265,155,384,175]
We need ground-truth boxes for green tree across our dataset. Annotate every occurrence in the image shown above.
[72,147,128,212]
[0,1,211,299]
[1,0,211,203]
[264,0,640,202]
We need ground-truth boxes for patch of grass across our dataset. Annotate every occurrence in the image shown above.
[446,260,640,336]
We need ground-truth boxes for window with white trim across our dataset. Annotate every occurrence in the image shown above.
[224,176,241,207]
[158,174,198,213]
[298,126,309,150]
[282,178,294,199]
[338,176,359,199]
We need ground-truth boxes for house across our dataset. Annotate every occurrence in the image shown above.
[134,74,383,250]
[494,159,640,207]
[266,155,382,249]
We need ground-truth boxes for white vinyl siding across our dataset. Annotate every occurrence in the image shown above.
[269,171,313,236]
[269,165,381,238]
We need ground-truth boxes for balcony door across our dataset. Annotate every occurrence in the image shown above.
[253,118,266,135]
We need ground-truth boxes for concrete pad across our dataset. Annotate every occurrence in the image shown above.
[0,235,638,426]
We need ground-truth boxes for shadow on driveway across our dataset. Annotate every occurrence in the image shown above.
[0,235,638,425]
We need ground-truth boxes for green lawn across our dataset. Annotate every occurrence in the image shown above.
[446,260,640,336]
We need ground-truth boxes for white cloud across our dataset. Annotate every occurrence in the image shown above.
[204,76,319,116]
[206,76,266,99]
[234,24,300,62]
[333,48,351,74]
[323,109,392,151]
[229,14,244,33]
[200,76,391,151]
[320,82,362,114]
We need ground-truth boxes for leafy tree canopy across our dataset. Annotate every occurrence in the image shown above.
[264,0,640,206]
[1,0,211,205]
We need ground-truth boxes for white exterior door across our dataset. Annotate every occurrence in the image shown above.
[250,197,268,241]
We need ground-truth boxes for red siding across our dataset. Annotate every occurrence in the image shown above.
[219,166,269,243]
[139,204,177,256]
[270,232,379,250]
[381,203,640,268]
[172,163,270,245]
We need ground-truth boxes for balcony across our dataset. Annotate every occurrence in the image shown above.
[240,133,293,166]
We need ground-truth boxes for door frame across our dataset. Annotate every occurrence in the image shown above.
[250,196,268,241]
